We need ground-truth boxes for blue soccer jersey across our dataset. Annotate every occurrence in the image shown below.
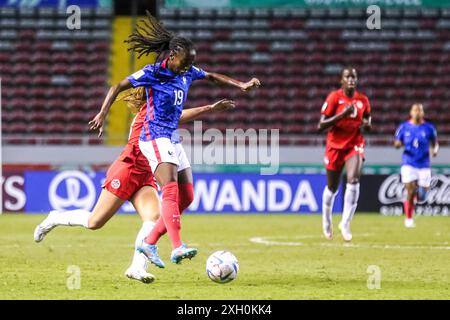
[127,59,207,142]
[395,121,437,168]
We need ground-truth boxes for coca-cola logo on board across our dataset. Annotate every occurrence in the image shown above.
[378,174,450,205]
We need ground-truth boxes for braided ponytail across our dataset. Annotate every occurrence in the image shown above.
[125,10,194,64]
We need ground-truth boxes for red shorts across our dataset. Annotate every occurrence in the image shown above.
[102,144,157,200]
[324,144,365,171]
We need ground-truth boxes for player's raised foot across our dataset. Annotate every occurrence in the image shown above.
[125,266,155,284]
[404,218,416,228]
[137,243,165,268]
[322,215,333,240]
[416,187,428,205]
[33,210,59,242]
[338,222,352,242]
[170,243,198,264]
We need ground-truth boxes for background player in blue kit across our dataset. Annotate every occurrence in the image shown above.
[394,103,439,228]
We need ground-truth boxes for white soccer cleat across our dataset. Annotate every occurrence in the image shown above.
[125,266,155,284]
[322,215,333,240]
[338,222,352,242]
[33,210,58,242]
[404,218,416,228]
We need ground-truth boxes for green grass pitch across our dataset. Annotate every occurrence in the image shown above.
[0,214,449,300]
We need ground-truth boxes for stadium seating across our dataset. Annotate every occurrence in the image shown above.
[1,7,449,145]
[159,7,450,146]
[0,7,112,145]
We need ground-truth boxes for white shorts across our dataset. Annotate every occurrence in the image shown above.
[400,165,431,188]
[139,138,191,174]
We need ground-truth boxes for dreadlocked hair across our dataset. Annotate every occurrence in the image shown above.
[125,10,194,63]
[116,87,145,114]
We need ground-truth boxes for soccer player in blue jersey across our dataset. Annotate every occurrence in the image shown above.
[90,12,260,267]
[394,103,439,228]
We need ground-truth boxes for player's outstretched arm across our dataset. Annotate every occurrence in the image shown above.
[205,72,261,92]
[431,141,439,157]
[89,78,133,137]
[317,103,354,132]
[179,99,236,125]
[394,140,403,149]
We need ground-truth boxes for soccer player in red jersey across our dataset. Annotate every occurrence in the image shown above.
[34,91,235,283]
[89,12,261,267]
[318,67,372,241]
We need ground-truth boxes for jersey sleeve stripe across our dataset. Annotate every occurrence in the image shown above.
[143,87,155,141]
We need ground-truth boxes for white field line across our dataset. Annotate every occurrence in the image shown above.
[249,236,450,251]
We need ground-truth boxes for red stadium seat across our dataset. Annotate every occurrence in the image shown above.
[47,123,66,134]
[65,123,87,134]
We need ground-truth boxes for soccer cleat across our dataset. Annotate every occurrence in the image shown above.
[170,243,198,264]
[322,214,333,240]
[404,218,416,228]
[125,266,155,284]
[338,222,352,242]
[33,210,59,242]
[137,242,165,268]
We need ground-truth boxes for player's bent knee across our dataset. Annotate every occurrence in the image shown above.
[328,186,339,194]
[406,189,416,200]
[87,217,105,230]
[347,178,360,184]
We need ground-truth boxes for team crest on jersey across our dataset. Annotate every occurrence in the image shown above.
[111,179,121,189]
[356,101,363,109]
[131,69,145,80]
[338,99,345,104]
[182,76,187,85]
[354,145,364,154]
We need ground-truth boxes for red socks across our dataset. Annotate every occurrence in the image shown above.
[404,200,414,219]
[145,182,181,248]
[178,183,194,213]
[144,183,194,248]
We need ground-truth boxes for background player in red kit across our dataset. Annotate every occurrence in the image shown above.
[318,67,372,241]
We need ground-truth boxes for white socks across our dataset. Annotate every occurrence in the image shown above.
[130,221,156,270]
[322,186,338,222]
[342,183,360,226]
[50,209,91,228]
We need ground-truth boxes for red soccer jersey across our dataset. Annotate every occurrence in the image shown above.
[321,89,371,149]
[123,103,151,171]
[128,103,147,146]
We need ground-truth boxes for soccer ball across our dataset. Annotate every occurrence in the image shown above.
[206,251,239,284]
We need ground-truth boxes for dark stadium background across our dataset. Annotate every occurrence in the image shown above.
[1,0,448,215]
